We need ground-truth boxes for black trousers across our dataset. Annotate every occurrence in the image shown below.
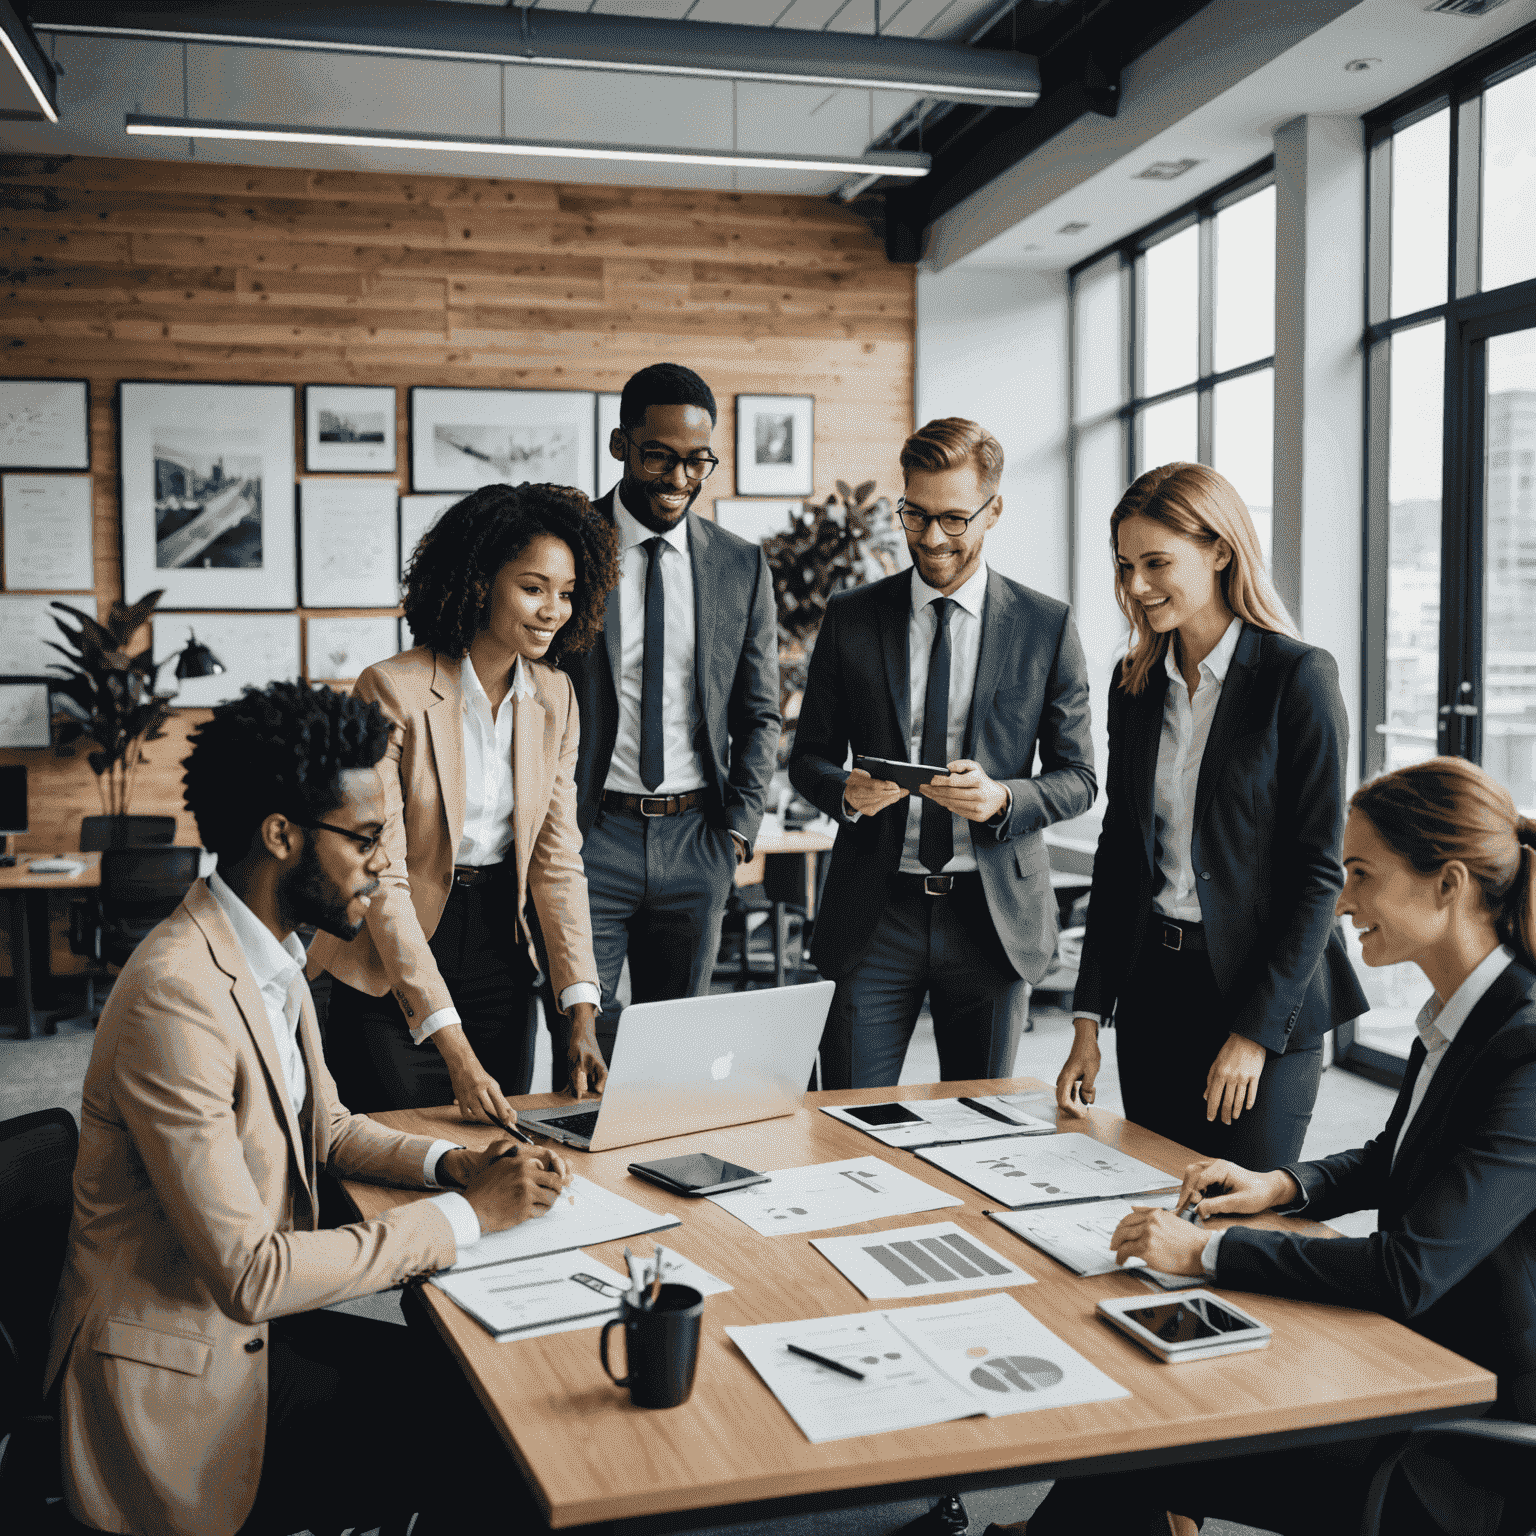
[238,1292,548,1536]
[325,871,538,1113]
[1113,935,1324,1170]
[819,875,1023,1091]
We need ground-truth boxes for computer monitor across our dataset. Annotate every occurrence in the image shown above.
[0,764,27,856]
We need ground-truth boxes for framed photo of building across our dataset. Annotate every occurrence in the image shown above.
[409,388,595,496]
[0,379,90,470]
[735,395,814,498]
[119,382,297,610]
[304,384,397,473]
[153,612,301,709]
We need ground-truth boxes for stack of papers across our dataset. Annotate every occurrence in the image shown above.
[811,1221,1034,1300]
[821,1093,1056,1149]
[988,1198,1202,1289]
[917,1134,1178,1209]
[708,1156,962,1236]
[726,1292,1128,1443]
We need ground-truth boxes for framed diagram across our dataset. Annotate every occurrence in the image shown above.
[304,384,397,473]
[409,388,595,496]
[735,394,814,498]
[399,493,458,579]
[153,612,302,709]
[0,676,54,748]
[713,498,803,545]
[305,615,401,683]
[1,474,94,590]
[0,593,98,674]
[299,478,399,608]
[0,379,89,470]
[119,382,297,610]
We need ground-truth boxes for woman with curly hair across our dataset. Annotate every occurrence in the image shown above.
[312,481,621,1125]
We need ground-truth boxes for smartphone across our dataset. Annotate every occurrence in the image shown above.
[852,755,952,793]
[627,1153,770,1197]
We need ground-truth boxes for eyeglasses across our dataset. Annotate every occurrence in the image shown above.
[621,431,720,483]
[896,495,996,538]
[299,821,382,857]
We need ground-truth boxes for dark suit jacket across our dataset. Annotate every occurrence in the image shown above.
[788,566,1096,983]
[563,489,780,850]
[1218,960,1536,1404]
[1073,623,1367,1054]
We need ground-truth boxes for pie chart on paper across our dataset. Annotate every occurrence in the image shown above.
[969,1355,1065,1394]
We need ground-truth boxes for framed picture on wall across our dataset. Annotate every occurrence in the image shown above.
[409,388,595,496]
[1,474,95,590]
[735,394,814,498]
[299,478,399,608]
[119,382,297,610]
[595,392,623,500]
[153,612,301,709]
[305,615,401,684]
[0,379,90,470]
[0,594,98,675]
[304,384,397,473]
[0,676,54,748]
[713,498,803,545]
[399,493,458,579]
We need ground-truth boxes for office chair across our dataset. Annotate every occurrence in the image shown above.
[78,815,176,852]
[718,851,817,990]
[1359,1418,1536,1536]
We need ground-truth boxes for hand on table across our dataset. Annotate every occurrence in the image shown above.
[1175,1158,1299,1221]
[461,1140,573,1233]
[1055,1019,1101,1117]
[1205,1032,1268,1124]
[566,1003,608,1099]
[918,760,1008,824]
[843,767,908,817]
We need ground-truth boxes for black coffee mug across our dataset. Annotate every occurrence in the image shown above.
[599,1283,704,1408]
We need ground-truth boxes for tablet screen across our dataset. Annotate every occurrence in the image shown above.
[1124,1297,1258,1343]
[843,1103,926,1127]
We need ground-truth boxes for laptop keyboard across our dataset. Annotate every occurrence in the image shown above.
[536,1109,600,1139]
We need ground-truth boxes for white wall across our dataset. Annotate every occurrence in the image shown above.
[914,265,1071,603]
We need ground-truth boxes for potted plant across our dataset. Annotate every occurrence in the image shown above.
[46,590,172,838]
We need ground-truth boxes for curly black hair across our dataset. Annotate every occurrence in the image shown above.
[402,482,620,662]
[182,680,392,865]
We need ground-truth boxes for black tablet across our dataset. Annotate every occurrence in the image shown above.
[628,1154,770,1197]
[852,755,952,792]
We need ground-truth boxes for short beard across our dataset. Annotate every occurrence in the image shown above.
[619,473,697,534]
[277,840,370,941]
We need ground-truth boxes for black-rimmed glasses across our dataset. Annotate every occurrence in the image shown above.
[896,495,996,538]
[620,431,720,483]
[299,821,382,857]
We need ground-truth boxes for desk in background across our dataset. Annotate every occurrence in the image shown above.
[345,1079,1495,1532]
[734,825,835,916]
[1,853,100,1039]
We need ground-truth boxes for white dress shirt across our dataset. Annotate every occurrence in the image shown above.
[1152,616,1243,921]
[206,872,480,1252]
[414,654,601,1046]
[603,496,705,797]
[1198,942,1518,1279]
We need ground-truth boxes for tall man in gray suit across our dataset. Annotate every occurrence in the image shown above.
[552,363,780,1073]
[790,418,1095,1088]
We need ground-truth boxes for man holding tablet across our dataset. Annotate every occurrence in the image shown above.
[789,418,1095,1088]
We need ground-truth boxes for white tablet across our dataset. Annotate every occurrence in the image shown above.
[1097,1289,1271,1363]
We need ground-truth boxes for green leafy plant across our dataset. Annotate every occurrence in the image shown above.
[46,590,171,818]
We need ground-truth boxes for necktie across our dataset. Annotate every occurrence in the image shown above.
[640,536,667,792]
[919,597,954,873]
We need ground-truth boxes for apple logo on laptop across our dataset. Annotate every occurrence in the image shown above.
[711,1051,735,1082]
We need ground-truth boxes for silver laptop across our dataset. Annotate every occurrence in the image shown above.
[518,980,835,1152]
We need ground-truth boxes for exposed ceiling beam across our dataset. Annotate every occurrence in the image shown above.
[2,0,58,121]
[33,0,1042,107]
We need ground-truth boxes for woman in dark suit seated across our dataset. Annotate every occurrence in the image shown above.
[1056,462,1366,1168]
[1014,756,1536,1536]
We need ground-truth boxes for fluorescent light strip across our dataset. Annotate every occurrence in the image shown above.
[0,20,58,122]
[52,23,1037,103]
[123,116,932,177]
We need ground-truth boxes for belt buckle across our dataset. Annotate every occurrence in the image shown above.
[639,795,669,818]
[923,874,953,896]
[1162,920,1183,952]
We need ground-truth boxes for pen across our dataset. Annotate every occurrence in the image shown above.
[786,1343,865,1381]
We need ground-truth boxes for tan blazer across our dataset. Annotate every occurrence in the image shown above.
[308,647,597,1025]
[45,880,457,1536]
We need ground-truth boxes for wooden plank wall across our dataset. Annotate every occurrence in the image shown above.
[0,152,913,972]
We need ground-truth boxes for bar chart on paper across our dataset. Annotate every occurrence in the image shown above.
[811,1221,1035,1300]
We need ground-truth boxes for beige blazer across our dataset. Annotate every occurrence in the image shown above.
[308,647,598,1025]
[45,880,457,1536]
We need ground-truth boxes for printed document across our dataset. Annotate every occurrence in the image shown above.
[430,1249,628,1342]
[708,1156,962,1236]
[726,1293,1128,1444]
[988,1197,1198,1289]
[917,1134,1178,1209]
[821,1093,1056,1150]
[446,1175,680,1271]
[811,1220,1035,1300]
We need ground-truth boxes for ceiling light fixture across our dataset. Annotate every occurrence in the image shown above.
[1136,158,1203,181]
[1058,221,1089,236]
[1344,57,1381,72]
[123,116,934,177]
[0,0,58,122]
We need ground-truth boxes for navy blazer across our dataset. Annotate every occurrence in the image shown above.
[1219,960,1536,1403]
[788,566,1096,983]
[563,490,780,849]
[1073,623,1367,1053]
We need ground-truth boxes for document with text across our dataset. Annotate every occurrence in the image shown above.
[988,1197,1198,1288]
[708,1156,962,1236]
[916,1134,1179,1209]
[430,1249,628,1342]
[821,1093,1057,1150]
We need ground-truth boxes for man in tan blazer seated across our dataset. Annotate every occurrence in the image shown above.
[47,680,567,1536]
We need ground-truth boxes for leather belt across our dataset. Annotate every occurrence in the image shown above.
[602,790,703,818]
[893,871,980,897]
[452,864,503,888]
[1158,916,1207,953]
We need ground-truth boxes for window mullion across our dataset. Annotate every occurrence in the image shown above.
[1198,212,1216,462]
[1454,93,1483,300]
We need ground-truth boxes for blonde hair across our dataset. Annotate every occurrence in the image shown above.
[900,418,1004,497]
[1112,462,1297,695]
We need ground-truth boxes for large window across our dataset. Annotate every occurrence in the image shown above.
[1354,25,1536,1084]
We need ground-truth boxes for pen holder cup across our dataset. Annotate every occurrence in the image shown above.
[599,1284,704,1409]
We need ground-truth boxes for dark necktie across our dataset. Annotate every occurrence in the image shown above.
[639,536,667,792]
[919,597,954,873]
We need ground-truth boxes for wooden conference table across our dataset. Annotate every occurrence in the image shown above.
[345,1079,1496,1532]
[0,851,101,1039]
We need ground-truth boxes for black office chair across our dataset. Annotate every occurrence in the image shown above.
[717,852,817,990]
[1359,1418,1536,1536]
[78,816,176,853]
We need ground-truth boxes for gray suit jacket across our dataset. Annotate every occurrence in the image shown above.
[789,566,1096,982]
